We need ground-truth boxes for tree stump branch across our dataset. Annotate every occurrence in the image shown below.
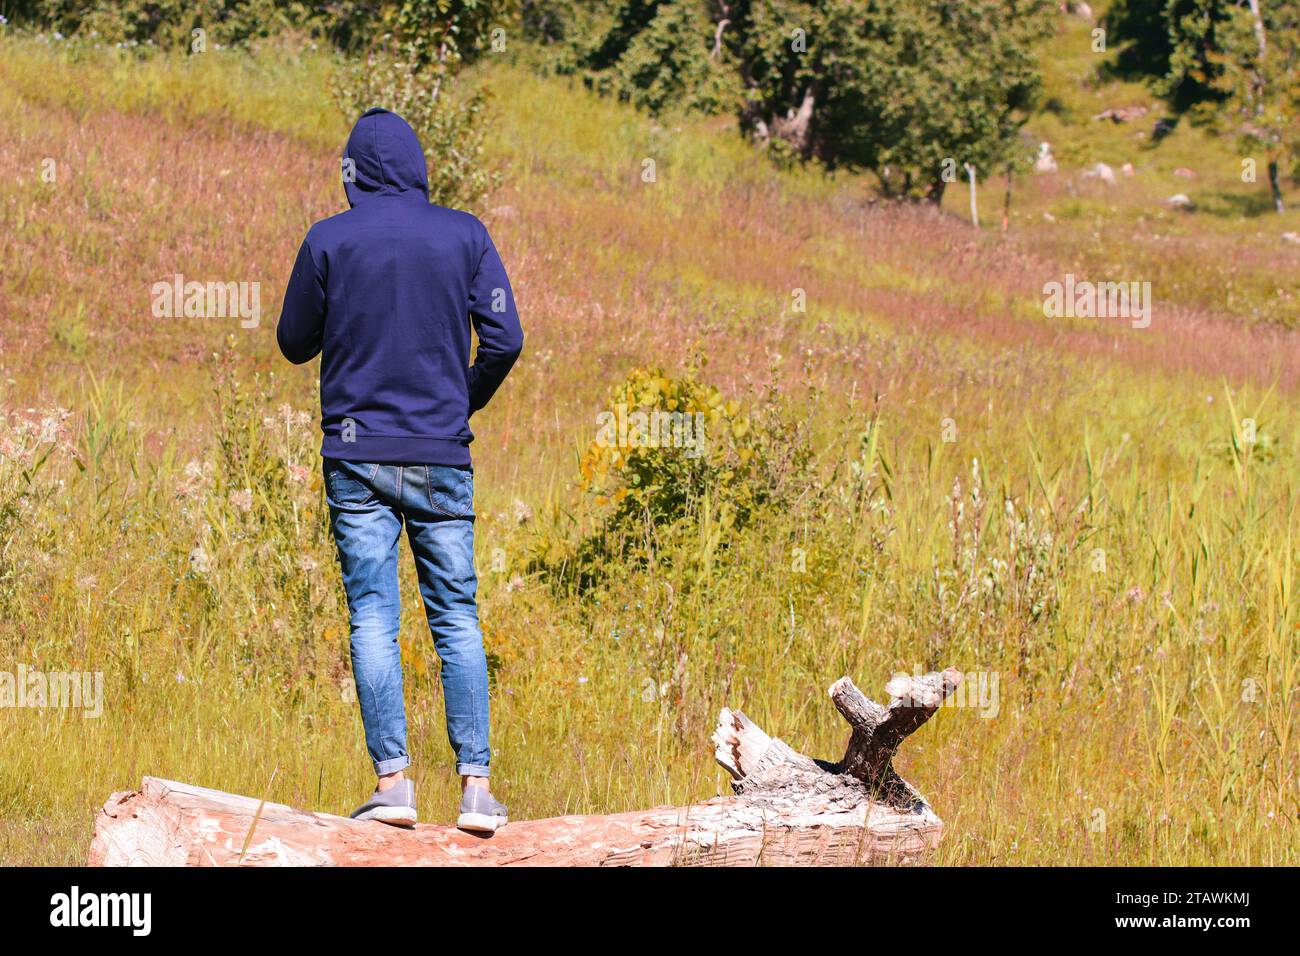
[90,671,958,867]
[716,668,961,815]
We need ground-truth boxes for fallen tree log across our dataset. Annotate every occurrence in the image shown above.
[89,669,960,866]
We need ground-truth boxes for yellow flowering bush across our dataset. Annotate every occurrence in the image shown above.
[578,366,767,534]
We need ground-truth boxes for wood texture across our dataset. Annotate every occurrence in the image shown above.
[89,671,958,866]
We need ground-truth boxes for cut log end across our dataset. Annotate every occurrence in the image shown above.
[711,707,773,781]
[884,667,964,709]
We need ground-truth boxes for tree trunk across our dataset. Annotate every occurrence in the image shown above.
[1002,165,1013,232]
[964,163,980,228]
[1246,1,1283,214]
[770,85,817,160]
[89,670,960,867]
[925,177,948,206]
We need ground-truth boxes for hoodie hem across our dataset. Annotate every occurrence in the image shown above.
[322,435,471,467]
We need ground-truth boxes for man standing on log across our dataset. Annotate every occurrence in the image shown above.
[276,108,523,833]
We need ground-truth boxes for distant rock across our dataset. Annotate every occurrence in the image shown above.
[1094,105,1149,123]
[1084,162,1117,186]
[1035,142,1058,174]
[1121,162,1135,177]
[1068,2,1094,20]
[1173,167,1196,179]
[1152,118,1177,141]
[1162,193,1195,211]
[1283,232,1300,245]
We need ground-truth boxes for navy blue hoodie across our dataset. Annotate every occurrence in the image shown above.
[277,108,523,467]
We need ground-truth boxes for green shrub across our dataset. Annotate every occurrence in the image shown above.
[329,1,511,210]
[532,364,810,590]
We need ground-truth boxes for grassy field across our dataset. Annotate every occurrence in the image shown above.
[1,13,1297,866]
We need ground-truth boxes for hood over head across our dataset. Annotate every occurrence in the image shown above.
[342,108,429,207]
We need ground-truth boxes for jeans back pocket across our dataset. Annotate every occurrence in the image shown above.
[324,459,381,508]
[426,465,474,518]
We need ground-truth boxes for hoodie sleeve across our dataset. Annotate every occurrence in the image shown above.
[277,235,326,365]
[466,225,524,414]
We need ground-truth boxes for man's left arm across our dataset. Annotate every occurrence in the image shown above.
[466,225,524,413]
[277,235,326,365]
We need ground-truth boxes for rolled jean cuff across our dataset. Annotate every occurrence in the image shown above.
[375,755,410,776]
[457,762,490,778]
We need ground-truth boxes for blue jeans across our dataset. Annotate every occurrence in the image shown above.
[323,459,490,778]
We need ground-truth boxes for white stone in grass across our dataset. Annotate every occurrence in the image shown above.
[1084,162,1116,186]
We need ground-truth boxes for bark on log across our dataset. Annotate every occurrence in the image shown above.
[89,670,959,867]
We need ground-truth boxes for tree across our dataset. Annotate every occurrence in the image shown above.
[522,0,738,115]
[1209,0,1299,212]
[525,0,1055,203]
[1162,0,1236,109]
[1102,1,1297,211]
[1105,0,1179,89]
[721,0,1054,202]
